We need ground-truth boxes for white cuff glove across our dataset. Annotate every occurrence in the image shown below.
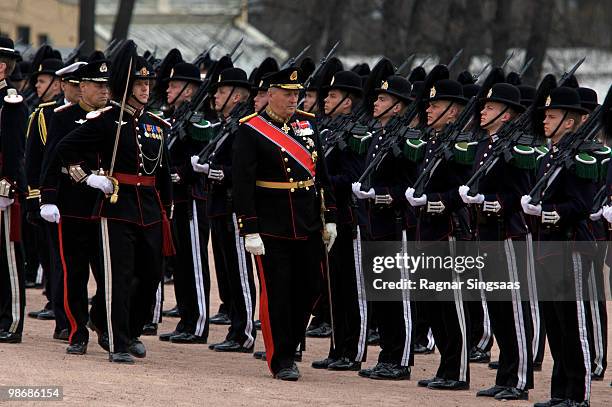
[40,204,61,223]
[521,195,542,217]
[323,223,337,251]
[0,197,14,209]
[603,205,612,224]
[191,156,209,174]
[245,233,265,256]
[351,182,375,200]
[405,187,427,207]
[483,201,501,213]
[590,208,602,221]
[542,210,560,224]
[86,174,114,194]
[458,185,470,204]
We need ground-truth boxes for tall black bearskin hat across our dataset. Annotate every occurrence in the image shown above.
[299,57,316,80]
[456,70,475,85]
[407,66,426,83]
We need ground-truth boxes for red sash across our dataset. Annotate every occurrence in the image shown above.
[246,116,315,177]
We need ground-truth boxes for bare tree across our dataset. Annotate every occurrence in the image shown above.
[490,0,512,66]
[523,0,555,85]
[79,0,96,55]
[112,0,136,41]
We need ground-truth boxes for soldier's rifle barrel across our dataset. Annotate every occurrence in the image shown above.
[280,44,311,70]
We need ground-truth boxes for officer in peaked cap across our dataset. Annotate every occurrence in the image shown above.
[405,78,472,390]
[25,56,69,340]
[0,36,28,344]
[192,65,258,353]
[351,74,415,381]
[232,66,337,381]
[38,54,111,355]
[158,61,214,345]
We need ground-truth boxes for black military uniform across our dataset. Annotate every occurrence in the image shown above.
[352,75,415,380]
[526,87,594,405]
[47,42,173,363]
[39,56,110,354]
[233,67,336,380]
[161,62,213,344]
[311,71,368,371]
[204,68,257,352]
[409,79,471,390]
[25,58,69,338]
[462,84,534,400]
[0,37,28,343]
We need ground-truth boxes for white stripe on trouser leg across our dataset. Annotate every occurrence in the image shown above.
[587,264,604,376]
[504,238,528,390]
[36,265,43,284]
[232,213,254,348]
[152,282,162,324]
[353,226,368,362]
[525,233,540,358]
[191,200,207,336]
[449,237,468,382]
[427,329,435,350]
[3,210,20,333]
[476,263,492,350]
[100,218,114,353]
[400,230,412,367]
[572,253,592,401]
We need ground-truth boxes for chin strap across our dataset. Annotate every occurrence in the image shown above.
[428,101,454,128]
[481,105,509,129]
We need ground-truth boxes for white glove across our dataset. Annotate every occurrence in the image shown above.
[458,185,470,204]
[40,204,60,223]
[520,195,542,216]
[245,233,265,256]
[323,223,337,251]
[191,156,209,174]
[0,197,14,209]
[542,210,560,224]
[590,208,602,221]
[483,201,501,213]
[427,201,446,213]
[86,174,114,194]
[351,182,375,200]
[208,168,224,181]
[405,187,427,207]
[603,205,612,223]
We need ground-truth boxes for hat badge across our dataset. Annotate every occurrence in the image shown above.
[430,86,436,98]
[100,63,108,73]
[290,70,298,81]
[487,88,493,98]
[545,95,551,107]
[381,81,388,90]
[330,76,335,86]
[38,64,43,72]
[169,68,174,78]
[259,80,264,87]
[218,75,222,82]
[139,67,149,76]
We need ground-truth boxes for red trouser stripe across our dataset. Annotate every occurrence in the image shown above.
[255,255,275,373]
[58,221,78,343]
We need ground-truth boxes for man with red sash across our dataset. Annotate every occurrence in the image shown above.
[232,67,337,381]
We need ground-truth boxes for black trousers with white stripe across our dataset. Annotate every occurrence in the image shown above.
[467,299,493,352]
[0,209,25,334]
[539,251,592,403]
[483,239,534,391]
[586,243,607,378]
[326,224,368,362]
[172,200,210,338]
[209,216,255,347]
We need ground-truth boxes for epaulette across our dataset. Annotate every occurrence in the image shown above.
[39,101,58,108]
[54,103,73,113]
[3,89,23,104]
[146,111,171,128]
[348,132,372,155]
[574,152,598,180]
[296,109,315,118]
[85,106,113,120]
[453,141,478,165]
[403,138,427,162]
[239,112,258,124]
[511,145,536,170]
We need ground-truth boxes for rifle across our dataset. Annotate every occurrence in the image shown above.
[466,57,587,196]
[280,44,311,70]
[500,50,515,70]
[64,41,85,64]
[302,41,340,91]
[529,105,603,205]
[395,54,415,76]
[447,49,464,71]
[192,42,217,66]
[166,38,243,151]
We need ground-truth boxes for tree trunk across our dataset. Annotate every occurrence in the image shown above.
[79,0,96,56]
[522,0,555,85]
[112,0,136,41]
[490,0,512,66]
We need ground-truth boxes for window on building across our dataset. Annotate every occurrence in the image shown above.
[38,34,49,46]
[17,26,30,45]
